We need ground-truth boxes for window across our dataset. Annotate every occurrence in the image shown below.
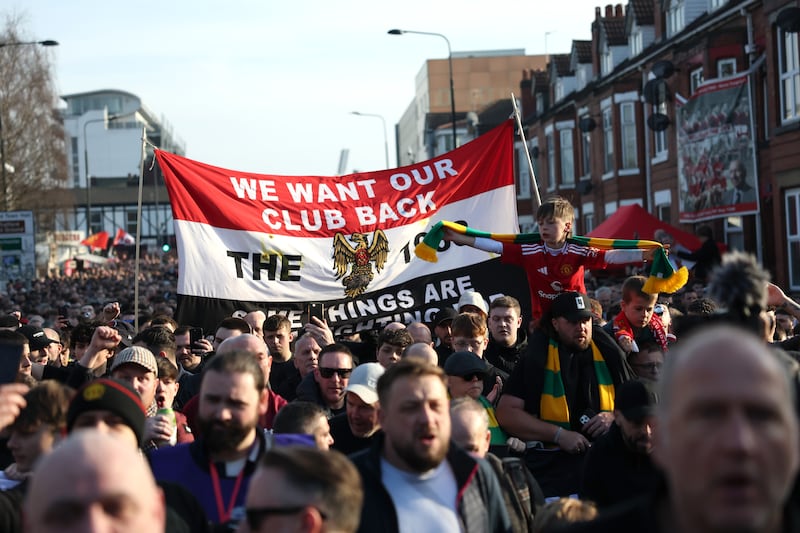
[653,101,668,156]
[71,137,80,187]
[583,212,595,233]
[690,67,705,94]
[779,28,800,124]
[717,58,737,78]
[631,28,643,57]
[620,103,637,169]
[667,0,685,37]
[710,0,727,10]
[126,210,138,236]
[787,189,800,290]
[546,133,555,191]
[725,216,744,252]
[89,211,102,235]
[560,129,575,186]
[602,45,613,76]
[581,130,591,177]
[603,108,614,174]
[657,204,670,222]
[555,80,564,101]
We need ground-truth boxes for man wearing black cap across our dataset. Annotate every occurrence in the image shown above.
[444,351,510,452]
[17,325,59,365]
[432,307,458,365]
[579,379,661,508]
[496,291,632,498]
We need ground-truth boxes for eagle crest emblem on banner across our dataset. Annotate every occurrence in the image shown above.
[332,230,389,297]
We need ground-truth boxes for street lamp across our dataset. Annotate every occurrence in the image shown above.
[388,29,457,150]
[83,112,134,234]
[350,111,390,169]
[0,39,58,212]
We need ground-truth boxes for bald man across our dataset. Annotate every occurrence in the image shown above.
[565,325,800,532]
[25,430,166,533]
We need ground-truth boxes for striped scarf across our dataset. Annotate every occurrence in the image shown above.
[540,338,615,429]
[611,310,669,351]
[415,220,688,295]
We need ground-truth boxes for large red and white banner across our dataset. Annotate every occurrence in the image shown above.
[156,119,530,335]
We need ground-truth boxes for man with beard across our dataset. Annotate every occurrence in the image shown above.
[330,362,384,455]
[149,350,270,530]
[496,292,632,498]
[579,379,661,508]
[350,357,511,533]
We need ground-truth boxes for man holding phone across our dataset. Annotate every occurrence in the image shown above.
[173,326,210,375]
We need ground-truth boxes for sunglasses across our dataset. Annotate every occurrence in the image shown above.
[318,367,352,379]
[459,372,486,382]
[246,506,327,530]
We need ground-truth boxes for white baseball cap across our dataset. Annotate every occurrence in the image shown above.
[457,290,488,315]
[344,362,385,405]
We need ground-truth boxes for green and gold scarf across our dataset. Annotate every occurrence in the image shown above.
[540,338,616,429]
[415,220,688,294]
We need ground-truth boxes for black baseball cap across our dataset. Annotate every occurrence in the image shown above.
[550,292,593,322]
[17,325,59,352]
[432,307,458,326]
[615,380,657,422]
[443,351,488,377]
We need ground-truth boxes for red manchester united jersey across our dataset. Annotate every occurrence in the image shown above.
[502,242,608,321]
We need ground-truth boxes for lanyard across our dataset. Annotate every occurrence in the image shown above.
[209,460,246,523]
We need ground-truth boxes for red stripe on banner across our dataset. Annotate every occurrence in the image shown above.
[156,120,514,238]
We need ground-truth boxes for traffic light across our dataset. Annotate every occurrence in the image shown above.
[161,241,171,253]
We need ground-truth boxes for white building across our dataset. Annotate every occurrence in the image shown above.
[59,89,185,250]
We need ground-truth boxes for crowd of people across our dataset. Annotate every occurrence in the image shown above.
[0,196,799,532]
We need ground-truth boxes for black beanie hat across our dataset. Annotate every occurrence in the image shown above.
[67,378,147,446]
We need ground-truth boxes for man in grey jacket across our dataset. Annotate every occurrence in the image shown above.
[350,357,510,533]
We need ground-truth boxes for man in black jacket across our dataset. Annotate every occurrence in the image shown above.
[496,292,633,498]
[350,358,510,533]
[579,379,661,508]
[563,325,800,533]
[484,296,528,376]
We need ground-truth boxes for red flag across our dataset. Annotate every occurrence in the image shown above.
[113,228,136,246]
[81,231,109,250]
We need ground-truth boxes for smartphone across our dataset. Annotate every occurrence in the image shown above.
[189,327,204,346]
[58,305,69,318]
[307,302,324,322]
[0,344,22,384]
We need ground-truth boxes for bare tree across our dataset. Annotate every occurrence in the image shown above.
[0,13,70,230]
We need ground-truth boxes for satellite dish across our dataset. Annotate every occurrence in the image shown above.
[647,113,671,132]
[651,60,676,79]
[579,117,596,133]
[466,111,479,126]
[777,7,800,33]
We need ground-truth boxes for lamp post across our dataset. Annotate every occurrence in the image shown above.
[0,39,58,212]
[350,111,390,169]
[388,29,457,150]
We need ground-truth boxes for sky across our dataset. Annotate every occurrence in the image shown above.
[10,1,606,176]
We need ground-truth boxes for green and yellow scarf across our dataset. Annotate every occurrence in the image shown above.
[540,338,615,429]
[415,220,688,294]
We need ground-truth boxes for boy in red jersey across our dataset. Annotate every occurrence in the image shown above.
[444,196,655,324]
